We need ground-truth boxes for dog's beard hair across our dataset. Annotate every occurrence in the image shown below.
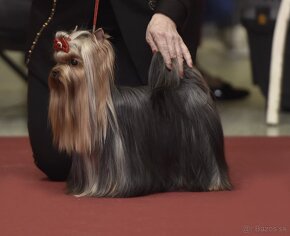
[49,30,232,197]
[49,31,117,155]
[49,65,92,155]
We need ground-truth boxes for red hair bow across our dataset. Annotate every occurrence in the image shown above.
[53,37,70,53]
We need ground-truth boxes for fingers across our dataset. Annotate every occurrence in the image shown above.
[165,35,187,77]
[149,32,192,76]
[151,33,189,77]
[145,13,193,76]
[166,35,177,59]
[180,41,193,68]
[152,33,172,69]
[146,33,158,53]
[175,40,184,77]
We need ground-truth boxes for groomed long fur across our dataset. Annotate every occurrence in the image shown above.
[48,30,232,197]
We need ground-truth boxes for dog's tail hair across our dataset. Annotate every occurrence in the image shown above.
[148,52,203,89]
[148,52,181,89]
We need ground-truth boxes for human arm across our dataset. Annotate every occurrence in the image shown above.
[146,0,195,76]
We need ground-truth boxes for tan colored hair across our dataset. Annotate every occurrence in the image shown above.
[48,30,117,157]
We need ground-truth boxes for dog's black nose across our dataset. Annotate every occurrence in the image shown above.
[51,70,59,79]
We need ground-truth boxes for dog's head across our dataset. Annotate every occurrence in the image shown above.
[49,28,114,92]
[48,29,115,156]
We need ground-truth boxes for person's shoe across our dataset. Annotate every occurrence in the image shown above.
[197,67,250,101]
[211,82,249,101]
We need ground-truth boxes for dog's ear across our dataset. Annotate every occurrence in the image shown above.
[94,28,105,42]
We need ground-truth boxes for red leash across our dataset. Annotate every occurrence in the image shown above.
[92,0,100,32]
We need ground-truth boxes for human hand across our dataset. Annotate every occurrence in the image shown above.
[146,13,193,77]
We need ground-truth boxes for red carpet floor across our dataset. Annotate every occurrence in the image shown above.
[0,137,289,236]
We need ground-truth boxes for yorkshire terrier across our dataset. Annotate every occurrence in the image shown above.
[48,28,232,197]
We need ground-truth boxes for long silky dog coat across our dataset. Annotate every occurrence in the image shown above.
[48,29,231,197]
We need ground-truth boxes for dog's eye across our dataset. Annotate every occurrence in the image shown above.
[70,58,78,66]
